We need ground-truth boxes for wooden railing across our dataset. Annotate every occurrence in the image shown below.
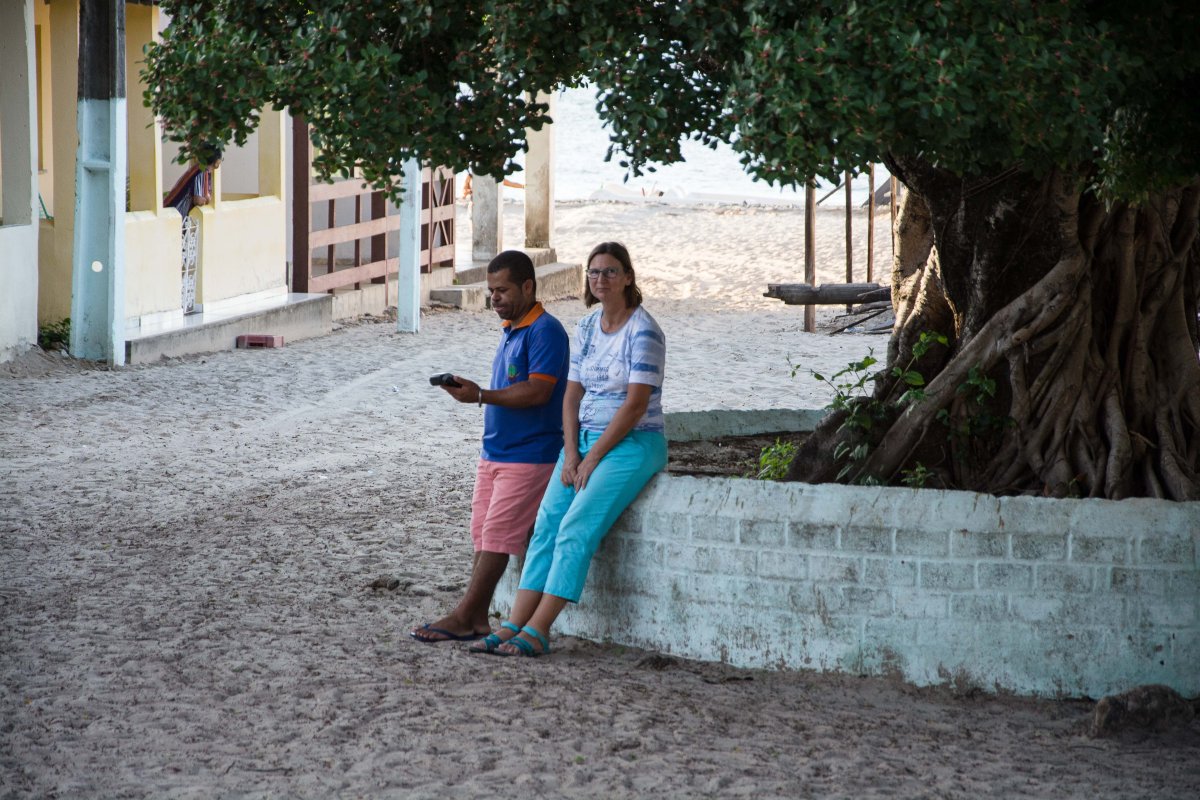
[782,166,900,332]
[291,118,455,297]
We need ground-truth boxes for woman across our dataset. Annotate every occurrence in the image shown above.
[472,242,667,657]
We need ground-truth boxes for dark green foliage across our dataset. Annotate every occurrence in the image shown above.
[144,2,1200,498]
[754,438,798,481]
[144,1,1200,201]
[38,318,70,350]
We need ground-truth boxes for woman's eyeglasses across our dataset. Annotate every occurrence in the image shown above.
[586,267,621,280]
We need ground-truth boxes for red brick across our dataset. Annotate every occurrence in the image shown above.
[235,334,285,349]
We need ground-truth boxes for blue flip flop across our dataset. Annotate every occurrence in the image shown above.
[495,625,550,658]
[409,624,488,644]
[470,621,522,654]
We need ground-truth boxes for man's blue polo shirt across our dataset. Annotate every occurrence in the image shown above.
[482,303,570,463]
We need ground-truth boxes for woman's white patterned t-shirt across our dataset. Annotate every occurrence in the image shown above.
[569,306,666,433]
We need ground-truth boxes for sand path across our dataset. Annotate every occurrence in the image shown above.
[2,202,1197,798]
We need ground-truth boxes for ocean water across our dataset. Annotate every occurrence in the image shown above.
[493,87,889,207]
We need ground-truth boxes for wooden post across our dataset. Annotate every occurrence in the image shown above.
[371,191,387,306]
[352,192,362,286]
[804,181,816,333]
[325,193,335,277]
[890,175,899,260]
[844,170,853,312]
[291,116,311,292]
[867,165,875,284]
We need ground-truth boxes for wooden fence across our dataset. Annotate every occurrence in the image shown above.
[291,118,455,298]
[784,165,900,332]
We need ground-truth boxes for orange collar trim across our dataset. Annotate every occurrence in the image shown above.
[502,302,545,330]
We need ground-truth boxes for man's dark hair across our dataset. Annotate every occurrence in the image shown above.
[487,250,536,292]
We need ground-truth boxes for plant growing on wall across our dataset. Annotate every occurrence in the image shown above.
[754,438,799,481]
[37,319,70,351]
[145,0,1200,499]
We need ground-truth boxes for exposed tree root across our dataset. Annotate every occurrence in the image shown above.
[787,160,1200,501]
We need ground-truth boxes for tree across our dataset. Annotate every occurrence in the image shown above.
[145,0,1200,500]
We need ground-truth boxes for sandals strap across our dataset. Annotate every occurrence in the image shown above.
[508,636,536,656]
[521,625,550,654]
[475,621,522,653]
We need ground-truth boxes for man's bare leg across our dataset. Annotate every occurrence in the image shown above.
[409,551,510,642]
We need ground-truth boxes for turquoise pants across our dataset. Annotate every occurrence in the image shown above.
[518,429,668,602]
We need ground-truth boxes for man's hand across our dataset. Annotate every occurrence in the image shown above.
[442,376,481,404]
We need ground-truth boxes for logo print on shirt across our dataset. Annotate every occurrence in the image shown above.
[507,364,518,381]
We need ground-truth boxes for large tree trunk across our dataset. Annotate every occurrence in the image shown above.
[787,159,1200,500]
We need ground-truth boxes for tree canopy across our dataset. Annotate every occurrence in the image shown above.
[147,1,1198,198]
[146,2,1200,499]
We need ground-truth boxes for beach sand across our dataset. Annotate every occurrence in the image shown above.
[2,201,1197,798]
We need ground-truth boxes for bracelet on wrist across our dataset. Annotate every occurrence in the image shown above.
[478,388,483,407]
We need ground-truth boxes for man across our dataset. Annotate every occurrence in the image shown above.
[410,250,570,642]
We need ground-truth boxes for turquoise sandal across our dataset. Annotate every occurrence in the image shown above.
[469,621,521,654]
[497,625,550,658]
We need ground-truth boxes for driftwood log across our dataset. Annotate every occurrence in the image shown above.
[764,282,891,305]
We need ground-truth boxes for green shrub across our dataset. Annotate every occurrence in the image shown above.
[755,438,798,481]
[38,318,70,350]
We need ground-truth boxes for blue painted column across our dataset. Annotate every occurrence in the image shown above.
[70,0,127,364]
[395,159,422,334]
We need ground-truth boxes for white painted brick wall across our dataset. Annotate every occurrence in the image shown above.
[495,473,1200,698]
[490,410,1200,697]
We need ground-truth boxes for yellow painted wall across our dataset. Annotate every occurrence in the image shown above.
[38,0,77,323]
[38,221,54,276]
[125,3,160,214]
[34,1,52,215]
[37,4,290,324]
[196,197,287,305]
[194,109,288,306]
[121,2,178,322]
[124,210,183,319]
[258,109,286,201]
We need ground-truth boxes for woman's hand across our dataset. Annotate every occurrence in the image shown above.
[573,452,601,491]
[561,449,582,486]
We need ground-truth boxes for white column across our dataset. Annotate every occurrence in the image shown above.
[0,0,40,362]
[395,159,422,333]
[470,172,503,262]
[70,0,127,364]
[524,92,554,249]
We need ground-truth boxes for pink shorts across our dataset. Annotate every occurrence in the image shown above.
[470,459,556,556]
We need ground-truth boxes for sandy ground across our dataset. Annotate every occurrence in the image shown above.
[2,202,1198,798]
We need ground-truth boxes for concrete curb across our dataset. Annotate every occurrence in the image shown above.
[125,293,332,364]
[431,260,583,311]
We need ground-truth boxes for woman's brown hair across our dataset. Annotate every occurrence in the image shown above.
[583,241,643,309]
